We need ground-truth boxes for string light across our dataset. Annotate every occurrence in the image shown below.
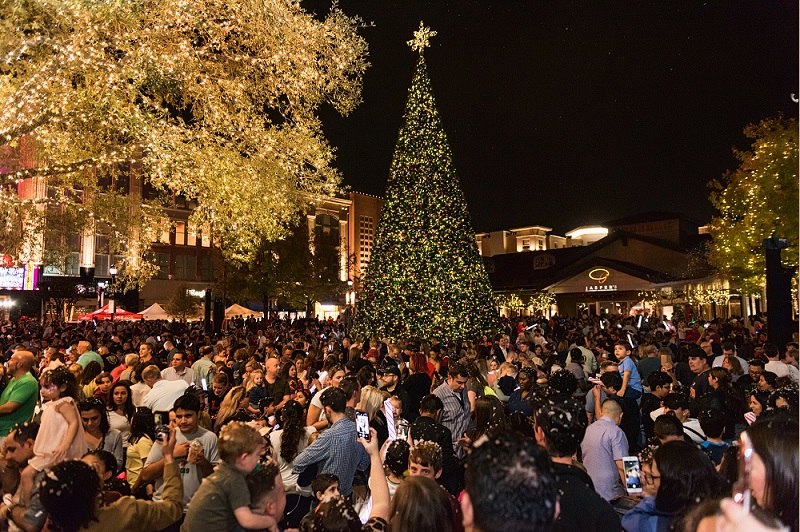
[0,0,370,282]
[706,117,798,295]
[353,28,498,341]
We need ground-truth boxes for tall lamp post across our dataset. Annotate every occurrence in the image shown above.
[108,266,118,320]
[345,280,355,334]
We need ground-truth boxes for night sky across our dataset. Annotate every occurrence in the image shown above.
[306,1,798,234]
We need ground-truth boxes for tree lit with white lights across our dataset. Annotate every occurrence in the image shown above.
[0,0,368,288]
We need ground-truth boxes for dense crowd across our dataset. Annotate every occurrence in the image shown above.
[0,312,796,532]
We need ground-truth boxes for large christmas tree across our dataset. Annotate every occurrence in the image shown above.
[353,24,499,341]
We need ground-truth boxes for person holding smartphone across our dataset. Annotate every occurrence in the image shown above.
[292,387,370,499]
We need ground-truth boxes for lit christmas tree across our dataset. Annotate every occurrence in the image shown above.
[353,23,499,341]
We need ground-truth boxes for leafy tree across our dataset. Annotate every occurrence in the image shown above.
[219,216,346,315]
[0,0,369,287]
[707,116,799,294]
[164,283,202,321]
[353,25,499,340]
[37,277,84,322]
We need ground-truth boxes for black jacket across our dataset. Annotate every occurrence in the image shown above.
[552,462,621,532]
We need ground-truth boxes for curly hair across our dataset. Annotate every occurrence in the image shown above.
[279,400,306,464]
[384,439,411,477]
[548,369,578,396]
[40,460,101,531]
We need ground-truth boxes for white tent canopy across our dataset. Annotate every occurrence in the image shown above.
[225,303,263,319]
[140,303,171,320]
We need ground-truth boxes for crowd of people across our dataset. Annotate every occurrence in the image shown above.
[0,311,796,532]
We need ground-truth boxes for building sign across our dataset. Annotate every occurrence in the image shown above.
[588,268,611,284]
[0,266,25,290]
[533,254,556,270]
[186,289,206,298]
[585,284,618,292]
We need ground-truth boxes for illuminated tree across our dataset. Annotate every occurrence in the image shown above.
[353,24,499,340]
[0,0,369,288]
[707,116,799,294]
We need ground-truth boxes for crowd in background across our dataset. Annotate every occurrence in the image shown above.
[0,311,796,532]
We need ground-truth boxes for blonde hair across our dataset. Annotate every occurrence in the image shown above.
[356,385,388,421]
[244,369,264,392]
[215,386,248,432]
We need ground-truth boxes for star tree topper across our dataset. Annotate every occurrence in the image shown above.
[407,21,437,54]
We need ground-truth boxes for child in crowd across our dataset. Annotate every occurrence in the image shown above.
[299,474,340,530]
[698,409,730,465]
[247,370,266,415]
[384,440,410,498]
[181,422,277,531]
[19,367,87,504]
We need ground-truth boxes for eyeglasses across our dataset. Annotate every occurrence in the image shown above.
[643,473,661,484]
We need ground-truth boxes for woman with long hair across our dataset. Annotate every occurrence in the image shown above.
[126,407,156,488]
[722,355,745,381]
[213,385,251,432]
[745,412,798,531]
[80,361,103,398]
[390,476,461,532]
[268,400,316,528]
[306,365,345,430]
[401,352,432,423]
[622,440,726,532]
[462,396,506,449]
[79,397,124,472]
[107,380,134,450]
[745,390,770,425]
[357,385,390,448]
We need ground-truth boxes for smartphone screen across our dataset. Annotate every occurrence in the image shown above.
[201,378,208,391]
[355,410,370,440]
[623,456,642,493]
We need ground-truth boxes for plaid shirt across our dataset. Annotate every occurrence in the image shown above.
[292,416,370,497]
[433,382,471,459]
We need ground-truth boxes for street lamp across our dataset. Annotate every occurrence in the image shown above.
[108,267,118,319]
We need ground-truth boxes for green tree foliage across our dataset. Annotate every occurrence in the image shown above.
[707,116,799,294]
[220,217,345,313]
[353,40,499,341]
[164,283,202,321]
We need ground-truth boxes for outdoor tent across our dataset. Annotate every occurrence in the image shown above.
[140,303,171,320]
[77,304,143,321]
[225,303,263,319]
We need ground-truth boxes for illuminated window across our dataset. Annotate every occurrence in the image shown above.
[175,222,186,245]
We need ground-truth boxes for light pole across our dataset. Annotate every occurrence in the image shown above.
[108,266,118,320]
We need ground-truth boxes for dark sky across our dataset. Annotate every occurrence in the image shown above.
[306,1,798,234]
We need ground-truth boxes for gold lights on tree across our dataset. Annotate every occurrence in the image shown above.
[353,26,498,340]
[407,22,437,54]
[707,116,798,295]
[0,0,369,287]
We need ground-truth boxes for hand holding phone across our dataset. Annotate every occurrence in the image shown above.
[355,410,370,441]
[623,456,642,494]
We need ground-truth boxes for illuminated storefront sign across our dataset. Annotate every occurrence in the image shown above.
[585,284,618,292]
[0,266,26,290]
[586,268,615,292]
[588,268,611,284]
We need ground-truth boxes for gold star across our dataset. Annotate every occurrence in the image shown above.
[407,21,437,54]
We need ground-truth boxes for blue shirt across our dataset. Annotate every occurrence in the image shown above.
[581,416,628,501]
[618,356,642,393]
[292,417,370,497]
